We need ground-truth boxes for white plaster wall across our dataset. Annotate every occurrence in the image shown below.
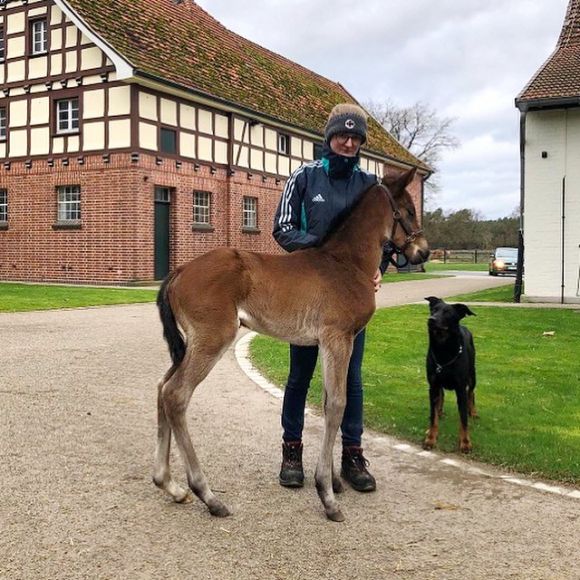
[109,119,131,149]
[524,109,580,302]
[139,122,157,150]
[108,86,131,116]
[139,92,157,121]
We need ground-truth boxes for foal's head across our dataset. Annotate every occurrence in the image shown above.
[381,168,430,265]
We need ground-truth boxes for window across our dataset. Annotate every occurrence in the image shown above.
[0,27,5,61]
[277,133,290,155]
[154,186,171,203]
[56,98,79,133]
[242,196,257,229]
[160,128,177,154]
[31,19,48,55]
[0,108,6,140]
[0,189,7,223]
[193,191,211,225]
[57,185,81,222]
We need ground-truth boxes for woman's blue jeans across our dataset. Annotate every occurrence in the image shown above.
[281,329,365,447]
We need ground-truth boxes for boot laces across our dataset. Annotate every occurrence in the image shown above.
[347,449,370,472]
[283,444,302,467]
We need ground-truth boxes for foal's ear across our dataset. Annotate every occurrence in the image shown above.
[402,167,417,189]
[453,303,476,319]
[382,168,417,197]
[425,296,442,309]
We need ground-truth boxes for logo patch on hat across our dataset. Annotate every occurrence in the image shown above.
[345,119,356,129]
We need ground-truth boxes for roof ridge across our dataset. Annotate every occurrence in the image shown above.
[557,0,580,48]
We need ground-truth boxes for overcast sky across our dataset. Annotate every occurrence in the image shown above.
[196,0,571,219]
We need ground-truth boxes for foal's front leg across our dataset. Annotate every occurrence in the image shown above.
[316,336,353,522]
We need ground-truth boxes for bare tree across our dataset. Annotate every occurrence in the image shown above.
[365,99,459,195]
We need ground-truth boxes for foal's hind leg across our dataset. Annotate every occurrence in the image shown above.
[162,327,238,517]
[153,369,193,504]
[316,335,353,522]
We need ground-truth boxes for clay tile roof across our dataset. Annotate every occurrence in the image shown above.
[517,0,580,105]
[63,0,427,169]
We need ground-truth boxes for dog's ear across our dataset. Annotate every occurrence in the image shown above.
[425,296,442,309]
[453,304,476,319]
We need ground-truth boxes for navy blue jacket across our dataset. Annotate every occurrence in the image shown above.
[273,152,392,273]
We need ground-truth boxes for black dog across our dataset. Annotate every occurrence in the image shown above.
[423,296,477,453]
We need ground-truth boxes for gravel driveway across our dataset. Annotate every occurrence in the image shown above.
[1,274,578,580]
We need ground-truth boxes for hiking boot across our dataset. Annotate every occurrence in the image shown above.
[341,446,376,492]
[279,441,304,488]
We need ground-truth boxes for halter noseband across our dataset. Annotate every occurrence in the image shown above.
[378,184,424,268]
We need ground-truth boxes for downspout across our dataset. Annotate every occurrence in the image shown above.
[561,175,566,304]
[226,112,234,248]
[561,109,568,304]
[514,111,526,302]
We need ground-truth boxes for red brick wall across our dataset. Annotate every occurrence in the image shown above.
[0,153,286,284]
[0,154,423,284]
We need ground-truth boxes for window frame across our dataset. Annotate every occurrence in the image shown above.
[30,18,48,56]
[0,189,8,225]
[242,195,258,231]
[0,26,5,62]
[160,127,177,155]
[277,133,290,156]
[0,107,6,141]
[56,185,82,225]
[55,97,80,135]
[193,191,212,227]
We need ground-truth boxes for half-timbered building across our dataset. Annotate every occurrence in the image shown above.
[0,0,428,284]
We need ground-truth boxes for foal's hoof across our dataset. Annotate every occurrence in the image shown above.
[325,507,345,523]
[208,501,232,518]
[175,489,194,504]
[423,439,435,450]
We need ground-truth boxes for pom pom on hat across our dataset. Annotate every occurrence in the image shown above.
[324,103,368,144]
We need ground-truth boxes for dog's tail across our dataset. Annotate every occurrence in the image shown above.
[157,272,186,367]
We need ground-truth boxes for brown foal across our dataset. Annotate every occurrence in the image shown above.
[154,168,430,522]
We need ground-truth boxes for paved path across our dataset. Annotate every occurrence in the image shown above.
[1,274,578,580]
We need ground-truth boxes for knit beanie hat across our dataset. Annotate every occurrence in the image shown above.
[324,103,368,144]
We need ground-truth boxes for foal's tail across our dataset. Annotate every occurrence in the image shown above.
[157,272,186,367]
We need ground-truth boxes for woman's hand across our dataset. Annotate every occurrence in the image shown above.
[373,269,382,292]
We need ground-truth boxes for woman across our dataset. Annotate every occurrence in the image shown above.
[273,103,390,492]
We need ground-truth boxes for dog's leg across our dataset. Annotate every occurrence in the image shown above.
[468,387,478,418]
[456,386,472,453]
[437,389,445,417]
[423,385,442,450]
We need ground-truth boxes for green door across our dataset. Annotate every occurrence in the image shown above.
[154,187,171,280]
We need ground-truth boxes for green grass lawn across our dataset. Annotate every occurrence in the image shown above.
[425,262,488,272]
[250,305,580,484]
[0,283,157,312]
[448,283,517,303]
[381,271,447,283]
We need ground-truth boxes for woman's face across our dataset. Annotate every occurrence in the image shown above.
[329,133,362,157]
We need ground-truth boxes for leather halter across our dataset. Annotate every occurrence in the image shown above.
[378,184,424,267]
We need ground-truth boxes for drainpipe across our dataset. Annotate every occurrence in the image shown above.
[226,112,234,248]
[514,111,526,302]
[561,175,566,304]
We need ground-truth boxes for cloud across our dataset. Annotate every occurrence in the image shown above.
[197,0,570,218]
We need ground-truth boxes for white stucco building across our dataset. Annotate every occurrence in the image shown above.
[516,0,580,303]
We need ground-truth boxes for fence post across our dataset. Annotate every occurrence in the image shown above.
[475,249,478,263]
[444,249,447,264]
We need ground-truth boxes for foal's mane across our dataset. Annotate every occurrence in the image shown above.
[317,182,384,247]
